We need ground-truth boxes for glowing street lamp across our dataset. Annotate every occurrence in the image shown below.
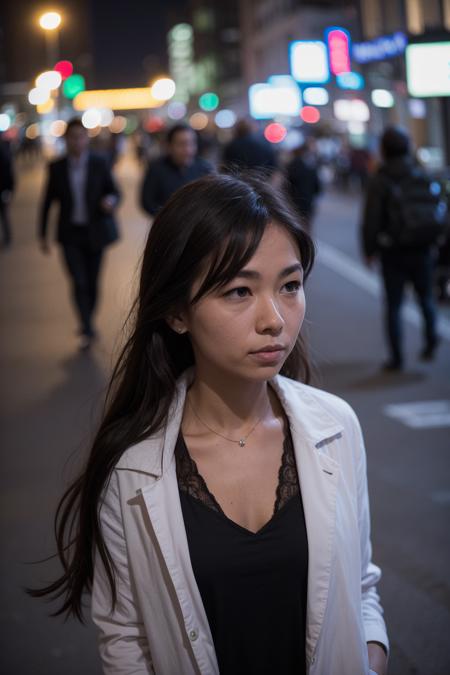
[39,12,61,30]
[38,11,62,71]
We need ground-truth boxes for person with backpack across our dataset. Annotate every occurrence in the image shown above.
[361,126,447,371]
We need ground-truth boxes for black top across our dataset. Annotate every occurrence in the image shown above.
[175,431,308,675]
[140,155,213,216]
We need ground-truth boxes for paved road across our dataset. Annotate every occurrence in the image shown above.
[1,152,449,674]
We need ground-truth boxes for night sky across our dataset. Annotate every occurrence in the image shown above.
[1,0,187,89]
[90,0,187,88]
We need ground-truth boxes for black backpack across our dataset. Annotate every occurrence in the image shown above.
[384,168,448,247]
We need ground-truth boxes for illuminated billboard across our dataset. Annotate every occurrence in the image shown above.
[290,41,330,84]
[406,42,450,97]
[249,80,301,119]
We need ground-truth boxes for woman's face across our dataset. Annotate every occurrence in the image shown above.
[177,223,306,383]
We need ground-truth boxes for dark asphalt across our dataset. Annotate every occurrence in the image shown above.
[1,151,449,675]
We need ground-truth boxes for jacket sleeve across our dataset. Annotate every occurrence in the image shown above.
[39,163,55,241]
[140,163,159,216]
[101,160,121,202]
[360,173,387,258]
[351,411,389,653]
[91,472,155,675]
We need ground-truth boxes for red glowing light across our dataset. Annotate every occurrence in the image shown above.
[145,116,165,133]
[264,123,287,144]
[300,106,321,124]
[54,60,74,80]
[327,28,351,75]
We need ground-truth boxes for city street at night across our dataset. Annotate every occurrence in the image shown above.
[1,152,449,674]
[1,0,450,673]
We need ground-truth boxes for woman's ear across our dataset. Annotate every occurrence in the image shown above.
[166,315,188,334]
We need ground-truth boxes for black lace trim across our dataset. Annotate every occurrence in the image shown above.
[175,430,299,517]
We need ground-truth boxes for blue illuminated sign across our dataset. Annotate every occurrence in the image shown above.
[353,32,407,64]
[336,71,365,90]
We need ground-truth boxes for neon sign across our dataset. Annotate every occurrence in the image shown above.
[353,32,407,64]
[326,27,351,75]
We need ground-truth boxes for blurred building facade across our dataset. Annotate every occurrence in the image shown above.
[357,0,450,166]
[239,0,357,92]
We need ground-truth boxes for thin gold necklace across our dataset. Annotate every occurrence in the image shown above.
[187,396,268,447]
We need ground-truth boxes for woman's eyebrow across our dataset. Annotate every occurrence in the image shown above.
[234,263,303,281]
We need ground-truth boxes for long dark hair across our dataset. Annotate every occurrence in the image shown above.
[29,172,315,620]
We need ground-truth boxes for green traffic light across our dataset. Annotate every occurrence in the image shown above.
[63,74,86,100]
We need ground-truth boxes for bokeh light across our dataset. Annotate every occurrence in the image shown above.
[167,101,186,120]
[300,106,321,124]
[214,109,236,128]
[39,12,61,30]
[49,120,67,137]
[303,87,329,106]
[145,116,165,133]
[0,114,11,132]
[54,60,73,80]
[63,74,86,100]
[371,89,395,108]
[36,70,62,90]
[199,92,219,112]
[109,116,127,133]
[189,112,208,130]
[25,123,40,139]
[151,78,176,101]
[99,108,114,127]
[264,123,287,144]
[82,108,101,129]
[28,87,51,105]
[37,99,55,114]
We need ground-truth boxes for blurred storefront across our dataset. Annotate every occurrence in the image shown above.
[357,0,450,168]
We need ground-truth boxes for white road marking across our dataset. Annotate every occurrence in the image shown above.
[316,239,450,342]
[383,400,450,428]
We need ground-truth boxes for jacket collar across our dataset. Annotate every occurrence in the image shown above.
[115,368,344,476]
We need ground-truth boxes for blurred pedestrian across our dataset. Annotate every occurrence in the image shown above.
[285,141,321,234]
[140,124,213,217]
[38,118,120,350]
[361,126,447,371]
[222,118,278,175]
[33,174,388,675]
[0,136,15,249]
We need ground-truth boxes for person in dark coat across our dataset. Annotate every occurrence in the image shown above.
[39,118,120,349]
[361,126,439,371]
[222,119,278,174]
[285,141,321,233]
[140,124,213,217]
[0,137,15,248]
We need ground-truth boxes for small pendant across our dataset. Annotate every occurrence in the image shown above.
[239,439,246,447]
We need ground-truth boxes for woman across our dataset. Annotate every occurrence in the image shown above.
[32,174,388,674]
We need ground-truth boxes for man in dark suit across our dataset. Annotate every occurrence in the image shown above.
[39,118,120,349]
[140,124,212,217]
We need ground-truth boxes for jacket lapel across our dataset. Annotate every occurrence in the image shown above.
[270,377,342,665]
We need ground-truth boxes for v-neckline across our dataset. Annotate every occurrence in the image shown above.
[178,433,295,536]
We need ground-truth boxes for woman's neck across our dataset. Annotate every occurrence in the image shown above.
[187,369,272,433]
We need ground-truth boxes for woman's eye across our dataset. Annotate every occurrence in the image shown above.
[224,286,250,298]
[283,280,302,293]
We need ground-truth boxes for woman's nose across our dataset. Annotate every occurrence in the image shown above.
[256,297,284,334]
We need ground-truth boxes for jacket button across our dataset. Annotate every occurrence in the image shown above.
[311,655,316,664]
[189,629,198,641]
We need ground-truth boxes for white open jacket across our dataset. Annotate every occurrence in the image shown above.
[91,372,388,675]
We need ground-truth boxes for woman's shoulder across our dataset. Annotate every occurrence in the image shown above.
[274,375,360,432]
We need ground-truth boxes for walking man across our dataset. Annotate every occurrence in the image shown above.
[39,118,120,350]
[140,124,212,217]
[361,126,446,371]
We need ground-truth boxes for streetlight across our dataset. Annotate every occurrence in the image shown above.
[38,11,62,68]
